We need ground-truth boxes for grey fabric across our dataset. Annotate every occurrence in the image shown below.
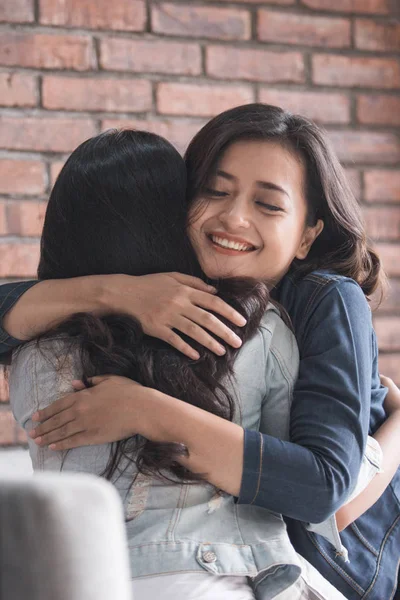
[0,472,131,600]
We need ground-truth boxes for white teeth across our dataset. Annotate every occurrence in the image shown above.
[211,235,252,252]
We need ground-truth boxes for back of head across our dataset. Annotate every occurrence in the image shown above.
[39,129,198,280]
[36,128,271,483]
[185,103,386,299]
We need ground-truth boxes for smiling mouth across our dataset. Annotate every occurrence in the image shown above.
[208,234,255,253]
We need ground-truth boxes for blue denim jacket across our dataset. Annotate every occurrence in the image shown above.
[1,272,399,598]
[239,271,400,600]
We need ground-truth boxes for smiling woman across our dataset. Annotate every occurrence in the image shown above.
[188,140,323,283]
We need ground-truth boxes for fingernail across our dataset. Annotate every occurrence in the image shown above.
[237,316,247,326]
[32,412,39,421]
[35,437,42,445]
[208,286,217,293]
[49,444,56,451]
[232,336,242,348]
[217,345,226,356]
[29,429,36,438]
[191,351,200,361]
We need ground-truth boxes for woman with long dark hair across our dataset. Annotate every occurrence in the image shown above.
[3,105,400,599]
[8,128,343,599]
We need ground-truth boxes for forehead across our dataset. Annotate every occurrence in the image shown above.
[217,140,305,189]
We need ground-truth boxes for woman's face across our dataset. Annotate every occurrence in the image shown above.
[188,140,323,284]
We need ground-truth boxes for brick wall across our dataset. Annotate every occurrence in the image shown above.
[1,0,399,447]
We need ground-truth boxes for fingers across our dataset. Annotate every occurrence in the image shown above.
[49,433,91,451]
[32,394,75,422]
[174,316,227,356]
[168,272,216,294]
[185,306,242,349]
[158,328,200,360]
[72,379,86,390]
[30,409,75,439]
[192,290,247,327]
[34,421,85,448]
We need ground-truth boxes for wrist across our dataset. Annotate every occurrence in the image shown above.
[95,274,134,315]
[139,390,175,441]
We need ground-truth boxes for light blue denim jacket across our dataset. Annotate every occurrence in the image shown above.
[9,301,380,598]
[10,304,304,598]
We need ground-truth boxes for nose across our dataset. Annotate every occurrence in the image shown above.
[218,198,251,230]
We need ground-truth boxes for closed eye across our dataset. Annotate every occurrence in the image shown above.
[256,201,284,212]
[204,187,229,198]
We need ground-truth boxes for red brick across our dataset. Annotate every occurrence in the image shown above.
[43,76,152,113]
[207,46,304,83]
[313,54,400,89]
[101,118,204,154]
[258,10,351,48]
[152,3,250,41]
[5,201,47,237]
[357,94,400,126]
[100,39,201,76]
[364,207,400,241]
[0,202,6,236]
[0,73,37,108]
[0,0,34,22]
[259,89,350,124]
[377,278,400,313]
[0,371,8,403]
[365,170,400,202]
[0,411,16,445]
[0,32,95,71]
[376,243,400,276]
[157,83,254,118]
[0,160,46,196]
[40,0,146,31]
[328,131,400,165]
[378,354,400,384]
[300,0,390,14]
[345,168,362,199]
[355,19,400,52]
[0,116,97,153]
[374,316,400,351]
[205,0,294,3]
[50,161,65,185]
[0,243,40,278]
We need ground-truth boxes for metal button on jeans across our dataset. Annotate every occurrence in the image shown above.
[202,551,217,563]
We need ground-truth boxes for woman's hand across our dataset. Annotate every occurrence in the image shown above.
[29,376,155,450]
[380,374,400,415]
[104,273,246,360]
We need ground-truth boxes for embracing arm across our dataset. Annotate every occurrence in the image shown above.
[0,274,245,359]
[2,278,104,344]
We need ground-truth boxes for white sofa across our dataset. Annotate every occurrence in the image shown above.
[0,472,132,600]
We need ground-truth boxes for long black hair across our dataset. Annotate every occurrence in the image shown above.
[185,103,386,299]
[37,129,270,482]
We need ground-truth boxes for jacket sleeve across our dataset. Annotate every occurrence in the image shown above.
[0,281,38,355]
[238,280,372,523]
[9,340,81,472]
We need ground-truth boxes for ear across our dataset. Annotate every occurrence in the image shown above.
[296,219,324,260]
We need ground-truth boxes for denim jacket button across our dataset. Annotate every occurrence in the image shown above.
[202,551,217,563]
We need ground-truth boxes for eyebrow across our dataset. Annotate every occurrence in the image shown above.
[216,170,290,198]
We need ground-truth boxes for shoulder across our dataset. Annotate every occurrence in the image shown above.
[278,270,371,339]
[10,336,82,391]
